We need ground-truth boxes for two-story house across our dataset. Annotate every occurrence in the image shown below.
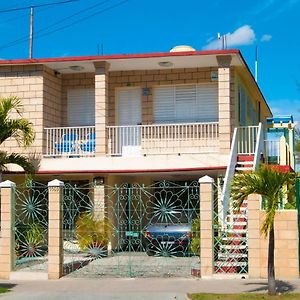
[2,47,299,279]
[0,47,272,187]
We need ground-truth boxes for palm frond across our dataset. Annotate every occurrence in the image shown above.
[0,96,22,121]
[231,164,294,236]
[0,151,35,174]
[0,118,35,146]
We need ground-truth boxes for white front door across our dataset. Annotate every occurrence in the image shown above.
[117,88,142,156]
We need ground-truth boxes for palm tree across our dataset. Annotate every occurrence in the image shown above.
[0,96,35,179]
[231,165,294,295]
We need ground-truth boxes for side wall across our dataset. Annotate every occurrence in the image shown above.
[0,65,45,155]
[234,69,272,127]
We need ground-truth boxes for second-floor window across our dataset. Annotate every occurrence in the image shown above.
[67,88,95,126]
[154,83,218,123]
[239,86,246,126]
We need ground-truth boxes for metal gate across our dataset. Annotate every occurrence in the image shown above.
[14,181,49,273]
[62,181,200,278]
[213,183,248,275]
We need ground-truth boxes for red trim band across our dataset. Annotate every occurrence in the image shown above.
[0,49,240,65]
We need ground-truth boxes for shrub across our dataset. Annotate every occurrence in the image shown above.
[191,218,200,255]
[75,213,111,251]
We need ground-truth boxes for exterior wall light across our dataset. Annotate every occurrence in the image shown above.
[158,61,173,67]
[69,65,84,71]
[93,176,105,185]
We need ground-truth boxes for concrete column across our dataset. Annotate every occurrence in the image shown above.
[217,55,232,153]
[247,193,261,278]
[279,135,287,165]
[199,175,214,278]
[94,61,109,156]
[48,179,64,280]
[0,180,16,279]
[93,184,105,221]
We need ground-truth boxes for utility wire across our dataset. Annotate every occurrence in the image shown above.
[0,0,111,49]
[0,0,129,51]
[35,0,128,38]
[0,0,78,14]
[31,0,111,36]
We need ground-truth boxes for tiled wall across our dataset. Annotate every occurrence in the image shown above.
[108,67,221,125]
[61,72,95,126]
[0,65,44,154]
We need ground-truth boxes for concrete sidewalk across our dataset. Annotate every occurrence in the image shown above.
[1,278,300,300]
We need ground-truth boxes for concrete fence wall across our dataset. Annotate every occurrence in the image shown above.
[0,179,299,280]
[248,194,299,279]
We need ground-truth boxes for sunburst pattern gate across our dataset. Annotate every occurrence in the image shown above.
[62,181,200,278]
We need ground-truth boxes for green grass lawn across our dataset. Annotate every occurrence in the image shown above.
[188,293,300,300]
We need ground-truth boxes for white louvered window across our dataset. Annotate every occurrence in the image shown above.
[154,83,218,123]
[67,89,95,126]
[118,88,141,125]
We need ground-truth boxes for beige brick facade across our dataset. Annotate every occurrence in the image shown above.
[0,181,15,279]
[199,176,214,277]
[248,194,299,279]
[108,67,218,126]
[0,61,270,158]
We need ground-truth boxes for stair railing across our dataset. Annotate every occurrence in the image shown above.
[221,128,238,227]
[252,122,264,170]
[221,124,261,227]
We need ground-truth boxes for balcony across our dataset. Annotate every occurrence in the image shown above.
[44,122,219,158]
[107,122,219,156]
[44,126,96,157]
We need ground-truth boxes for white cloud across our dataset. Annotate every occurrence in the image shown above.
[202,25,256,50]
[261,34,272,42]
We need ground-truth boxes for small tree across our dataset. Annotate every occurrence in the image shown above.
[231,165,294,295]
[0,96,35,178]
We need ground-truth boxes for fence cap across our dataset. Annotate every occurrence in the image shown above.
[198,175,214,184]
[48,179,64,187]
[0,180,16,188]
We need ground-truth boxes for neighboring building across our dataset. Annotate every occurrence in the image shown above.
[0,47,272,186]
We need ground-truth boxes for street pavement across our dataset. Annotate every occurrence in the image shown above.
[1,278,300,300]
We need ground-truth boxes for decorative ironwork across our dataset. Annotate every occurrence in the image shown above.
[14,181,48,272]
[213,183,248,274]
[62,180,200,278]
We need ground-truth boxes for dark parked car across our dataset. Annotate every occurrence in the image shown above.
[143,223,192,256]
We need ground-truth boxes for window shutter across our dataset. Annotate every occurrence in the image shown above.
[196,83,218,122]
[175,85,197,122]
[67,89,95,126]
[154,86,175,123]
[154,83,218,123]
[118,88,141,125]
[239,87,246,126]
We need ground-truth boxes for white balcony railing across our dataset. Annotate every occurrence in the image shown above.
[45,126,95,157]
[107,122,219,156]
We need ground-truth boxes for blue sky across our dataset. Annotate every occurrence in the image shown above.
[0,0,299,122]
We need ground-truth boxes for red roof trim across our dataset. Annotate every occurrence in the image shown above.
[34,166,227,175]
[0,49,240,65]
